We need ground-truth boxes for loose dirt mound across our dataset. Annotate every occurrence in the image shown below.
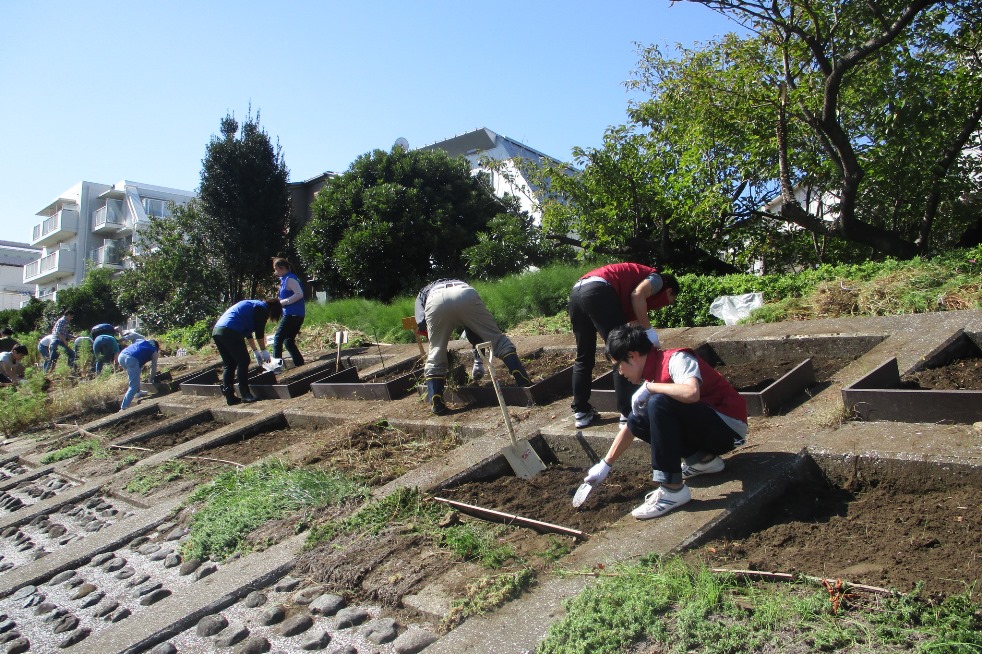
[684,475,982,598]
[900,356,982,390]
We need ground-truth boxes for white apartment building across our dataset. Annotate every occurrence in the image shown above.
[0,240,41,310]
[23,180,195,302]
[418,127,573,224]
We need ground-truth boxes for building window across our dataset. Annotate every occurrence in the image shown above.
[143,198,171,219]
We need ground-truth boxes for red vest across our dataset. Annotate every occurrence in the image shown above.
[641,348,748,424]
[584,263,673,322]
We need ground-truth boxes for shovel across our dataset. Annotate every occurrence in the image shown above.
[475,342,547,480]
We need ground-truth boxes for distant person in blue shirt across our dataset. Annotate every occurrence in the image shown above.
[118,338,159,410]
[212,298,282,405]
[271,257,306,370]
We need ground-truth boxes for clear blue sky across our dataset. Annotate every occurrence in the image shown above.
[0,1,738,242]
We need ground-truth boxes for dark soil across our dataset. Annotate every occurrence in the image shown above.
[138,420,226,451]
[683,475,982,599]
[467,350,575,388]
[435,466,652,534]
[95,411,162,439]
[899,356,982,390]
[300,420,461,486]
[195,427,316,465]
[716,356,858,392]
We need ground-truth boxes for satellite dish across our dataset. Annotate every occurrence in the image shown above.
[393,137,410,151]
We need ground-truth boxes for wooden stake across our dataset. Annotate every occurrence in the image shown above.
[430,496,587,540]
[108,444,153,452]
[180,455,245,468]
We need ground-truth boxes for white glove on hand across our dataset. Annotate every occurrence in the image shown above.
[632,384,652,415]
[584,459,611,485]
[259,349,271,363]
[645,327,660,347]
[254,351,264,367]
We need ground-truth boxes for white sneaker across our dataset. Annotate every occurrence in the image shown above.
[631,485,691,519]
[619,414,629,426]
[681,456,725,480]
[573,409,599,428]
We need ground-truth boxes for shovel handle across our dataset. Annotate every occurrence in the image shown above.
[475,342,520,448]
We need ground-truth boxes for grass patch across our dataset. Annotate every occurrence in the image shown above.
[125,460,192,495]
[39,438,105,464]
[537,556,982,654]
[442,568,537,632]
[182,459,370,561]
[305,486,515,568]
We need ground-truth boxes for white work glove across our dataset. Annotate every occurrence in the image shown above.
[254,351,264,367]
[645,328,660,347]
[584,459,611,485]
[258,349,271,363]
[631,384,652,415]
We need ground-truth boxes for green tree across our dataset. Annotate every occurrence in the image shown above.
[42,267,126,332]
[198,110,291,302]
[634,0,982,259]
[298,147,515,301]
[0,297,46,334]
[115,200,225,332]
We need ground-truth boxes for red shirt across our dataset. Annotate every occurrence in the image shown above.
[641,347,748,424]
[584,263,673,323]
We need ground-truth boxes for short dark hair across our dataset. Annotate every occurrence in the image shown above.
[605,325,655,362]
[264,298,283,322]
[12,344,28,355]
[273,257,292,271]
[660,273,680,296]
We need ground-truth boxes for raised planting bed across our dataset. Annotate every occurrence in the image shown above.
[682,450,982,598]
[590,335,882,416]
[447,349,575,408]
[141,361,221,394]
[179,366,277,397]
[178,411,345,467]
[842,330,982,424]
[251,360,342,400]
[299,418,465,486]
[310,355,423,401]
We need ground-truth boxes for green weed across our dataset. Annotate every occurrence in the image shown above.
[39,438,105,464]
[0,370,50,435]
[125,460,191,495]
[538,557,982,654]
[442,568,537,632]
[182,459,370,561]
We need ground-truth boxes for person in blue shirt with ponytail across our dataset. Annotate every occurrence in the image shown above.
[271,257,305,370]
[118,338,159,411]
[211,298,283,405]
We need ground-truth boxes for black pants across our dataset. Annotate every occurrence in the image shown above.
[568,281,638,416]
[272,315,305,366]
[213,331,252,396]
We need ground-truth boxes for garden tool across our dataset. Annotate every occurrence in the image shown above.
[476,342,546,480]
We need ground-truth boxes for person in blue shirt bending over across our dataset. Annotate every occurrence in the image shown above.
[271,257,305,371]
[211,298,283,405]
[118,338,159,411]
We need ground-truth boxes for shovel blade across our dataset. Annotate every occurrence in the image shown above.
[502,440,547,480]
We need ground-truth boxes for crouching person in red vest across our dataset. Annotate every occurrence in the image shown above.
[582,325,748,519]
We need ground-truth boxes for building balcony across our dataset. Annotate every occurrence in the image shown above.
[30,209,79,248]
[23,249,76,285]
[89,245,125,269]
[92,202,127,236]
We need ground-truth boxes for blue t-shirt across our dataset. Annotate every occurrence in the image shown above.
[214,300,268,336]
[279,272,305,317]
[120,339,157,365]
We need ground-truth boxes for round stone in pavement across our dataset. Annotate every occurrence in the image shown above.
[243,591,267,608]
[233,635,271,654]
[259,604,286,626]
[332,646,357,654]
[363,617,399,644]
[9,585,36,601]
[334,607,369,629]
[274,576,301,592]
[196,613,229,637]
[299,628,331,650]
[48,571,75,585]
[309,593,345,616]
[290,585,326,605]
[279,613,313,637]
[58,627,91,648]
[195,563,218,580]
[148,642,177,654]
[392,629,438,654]
[5,637,30,654]
[215,622,250,647]
[179,558,202,575]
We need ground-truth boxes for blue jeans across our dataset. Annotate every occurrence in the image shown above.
[627,394,741,484]
[119,352,143,409]
[272,314,305,366]
[45,341,76,372]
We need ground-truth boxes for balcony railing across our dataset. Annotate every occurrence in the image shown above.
[23,249,76,284]
[30,209,79,247]
[92,202,127,234]
[89,245,125,268]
